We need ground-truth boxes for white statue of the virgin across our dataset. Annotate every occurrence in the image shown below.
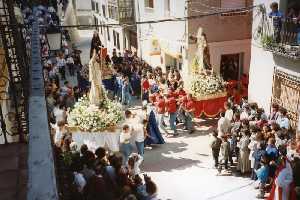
[88,50,105,105]
[191,27,211,74]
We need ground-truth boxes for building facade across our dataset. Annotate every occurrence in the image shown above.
[248,0,300,129]
[134,0,186,73]
[92,0,137,56]
[135,0,253,86]
[73,0,94,26]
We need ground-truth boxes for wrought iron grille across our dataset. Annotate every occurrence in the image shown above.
[0,0,29,143]
[271,67,300,130]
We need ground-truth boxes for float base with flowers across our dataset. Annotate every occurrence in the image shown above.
[189,72,227,118]
[67,96,124,152]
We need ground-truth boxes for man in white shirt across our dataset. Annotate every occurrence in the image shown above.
[224,102,233,122]
[133,120,145,157]
[56,54,66,80]
[276,108,290,130]
[218,112,231,137]
[123,110,135,133]
[240,104,250,121]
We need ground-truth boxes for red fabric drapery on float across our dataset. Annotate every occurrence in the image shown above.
[194,96,227,118]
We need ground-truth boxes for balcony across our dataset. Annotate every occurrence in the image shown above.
[118,0,135,24]
[261,18,300,60]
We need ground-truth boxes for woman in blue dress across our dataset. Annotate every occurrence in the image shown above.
[145,108,165,146]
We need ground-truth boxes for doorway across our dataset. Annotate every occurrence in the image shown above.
[165,53,177,71]
[220,53,243,81]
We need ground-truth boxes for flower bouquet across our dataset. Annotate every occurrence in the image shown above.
[190,73,226,100]
[67,96,123,132]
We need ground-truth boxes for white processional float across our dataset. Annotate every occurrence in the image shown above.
[67,50,123,152]
[189,27,227,100]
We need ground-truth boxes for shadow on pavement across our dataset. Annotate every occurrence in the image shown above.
[142,141,201,172]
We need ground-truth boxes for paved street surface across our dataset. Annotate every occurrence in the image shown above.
[141,119,257,200]
[76,30,257,200]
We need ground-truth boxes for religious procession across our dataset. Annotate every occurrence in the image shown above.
[0,0,300,200]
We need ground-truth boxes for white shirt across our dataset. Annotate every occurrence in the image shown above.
[225,109,233,122]
[51,123,63,144]
[64,48,69,56]
[131,154,143,175]
[120,131,131,144]
[53,107,65,123]
[240,111,249,121]
[123,118,135,133]
[276,116,290,129]
[56,57,66,68]
[217,117,230,137]
[134,123,144,142]
[67,56,74,64]
[73,172,86,193]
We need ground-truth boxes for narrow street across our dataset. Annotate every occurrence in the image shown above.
[75,30,257,200]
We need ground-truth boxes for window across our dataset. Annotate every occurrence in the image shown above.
[113,30,120,49]
[102,5,106,17]
[116,32,120,49]
[100,22,103,34]
[124,37,127,49]
[107,27,110,41]
[91,0,95,11]
[164,0,170,15]
[113,30,116,46]
[145,0,154,8]
[96,3,99,13]
[94,17,99,31]
[108,5,118,20]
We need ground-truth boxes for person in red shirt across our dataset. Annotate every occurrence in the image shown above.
[176,86,187,99]
[183,94,195,134]
[166,95,178,136]
[141,75,150,101]
[167,88,176,99]
[155,95,168,134]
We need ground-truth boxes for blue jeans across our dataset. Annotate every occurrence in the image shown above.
[135,141,144,157]
[122,91,131,105]
[115,87,122,101]
[169,112,177,134]
[121,143,132,164]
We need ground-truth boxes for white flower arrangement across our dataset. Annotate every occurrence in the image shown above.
[190,73,226,99]
[67,96,123,132]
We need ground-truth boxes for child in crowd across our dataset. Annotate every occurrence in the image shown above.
[120,124,132,164]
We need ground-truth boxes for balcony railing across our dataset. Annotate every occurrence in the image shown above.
[118,0,135,24]
[261,18,300,60]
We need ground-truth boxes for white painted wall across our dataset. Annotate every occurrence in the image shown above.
[135,0,186,72]
[248,45,275,114]
[75,0,92,10]
[248,0,278,113]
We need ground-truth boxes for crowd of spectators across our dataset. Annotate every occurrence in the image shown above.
[211,99,300,199]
